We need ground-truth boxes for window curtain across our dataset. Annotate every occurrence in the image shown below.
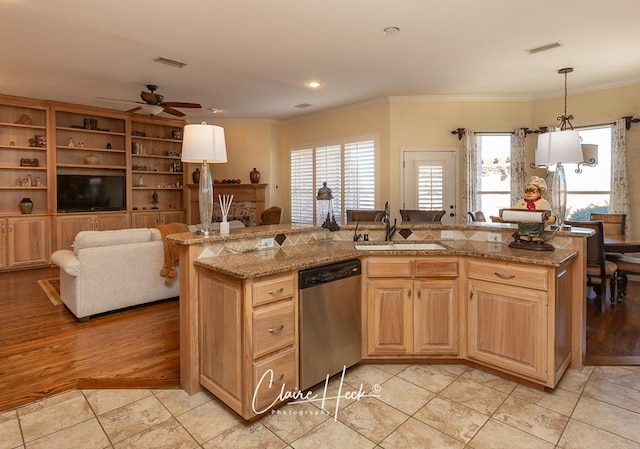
[610,119,632,234]
[510,128,527,206]
[462,129,477,220]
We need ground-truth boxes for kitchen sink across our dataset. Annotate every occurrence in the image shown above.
[355,242,446,251]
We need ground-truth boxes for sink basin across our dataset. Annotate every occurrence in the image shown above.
[355,243,446,251]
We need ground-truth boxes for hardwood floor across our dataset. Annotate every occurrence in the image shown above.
[0,267,180,412]
[0,267,638,413]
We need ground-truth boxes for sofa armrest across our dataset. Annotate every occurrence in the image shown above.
[51,250,80,277]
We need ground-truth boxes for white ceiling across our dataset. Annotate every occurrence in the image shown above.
[2,0,639,122]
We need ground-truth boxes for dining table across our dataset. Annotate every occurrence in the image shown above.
[604,234,640,253]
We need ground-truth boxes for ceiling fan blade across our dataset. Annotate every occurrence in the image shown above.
[162,106,186,117]
[96,96,141,104]
[162,102,202,109]
[126,106,142,113]
[140,91,159,105]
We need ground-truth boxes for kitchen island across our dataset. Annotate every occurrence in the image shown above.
[170,222,587,419]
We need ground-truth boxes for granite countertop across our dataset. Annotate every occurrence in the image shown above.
[193,239,577,279]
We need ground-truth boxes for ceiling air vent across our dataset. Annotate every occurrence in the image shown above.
[526,42,562,55]
[294,103,313,109]
[154,57,186,68]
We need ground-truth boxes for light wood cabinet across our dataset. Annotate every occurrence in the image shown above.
[131,210,186,228]
[198,269,297,419]
[365,257,460,357]
[54,212,131,250]
[466,258,573,387]
[0,216,50,269]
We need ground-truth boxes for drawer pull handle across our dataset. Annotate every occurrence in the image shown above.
[407,288,412,297]
[267,287,284,295]
[269,373,285,387]
[268,325,284,334]
[494,272,516,279]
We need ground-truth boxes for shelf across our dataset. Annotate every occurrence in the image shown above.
[132,187,183,190]
[56,163,126,170]
[132,135,182,143]
[0,165,47,170]
[0,122,46,130]
[56,126,126,137]
[132,154,181,160]
[0,145,47,151]
[0,186,47,190]
[132,170,183,175]
[56,145,126,153]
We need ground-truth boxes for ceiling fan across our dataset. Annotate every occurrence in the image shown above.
[100,84,202,117]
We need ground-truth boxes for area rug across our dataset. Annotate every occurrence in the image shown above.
[37,278,62,306]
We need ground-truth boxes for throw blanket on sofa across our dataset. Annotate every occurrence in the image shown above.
[158,222,189,285]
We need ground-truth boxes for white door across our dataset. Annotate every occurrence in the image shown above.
[402,150,458,224]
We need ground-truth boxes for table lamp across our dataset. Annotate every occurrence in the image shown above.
[181,122,227,234]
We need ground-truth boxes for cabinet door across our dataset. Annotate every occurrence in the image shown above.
[131,212,159,228]
[7,216,49,267]
[160,210,186,224]
[55,215,95,250]
[95,213,130,231]
[467,279,547,380]
[414,279,459,355]
[0,219,7,268]
[367,279,413,355]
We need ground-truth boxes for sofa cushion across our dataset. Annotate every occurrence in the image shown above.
[74,228,156,255]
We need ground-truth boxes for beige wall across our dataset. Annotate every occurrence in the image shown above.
[210,83,640,227]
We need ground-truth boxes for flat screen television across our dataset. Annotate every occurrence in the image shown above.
[57,174,126,212]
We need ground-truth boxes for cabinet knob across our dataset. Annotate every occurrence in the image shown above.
[417,289,421,298]
[407,288,412,297]
[268,325,284,334]
[469,291,473,300]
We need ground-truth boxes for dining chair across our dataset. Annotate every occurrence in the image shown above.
[589,213,626,236]
[259,206,282,225]
[613,255,640,298]
[399,209,446,223]
[566,220,618,312]
[346,209,384,223]
[468,210,486,222]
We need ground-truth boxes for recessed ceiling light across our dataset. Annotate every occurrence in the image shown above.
[209,108,220,114]
[383,26,400,35]
[153,56,187,68]
[307,81,321,88]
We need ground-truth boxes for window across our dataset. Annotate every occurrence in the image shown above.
[476,134,511,218]
[290,139,375,224]
[565,126,612,220]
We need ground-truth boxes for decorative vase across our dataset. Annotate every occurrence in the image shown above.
[20,198,33,214]
[192,168,200,184]
[84,153,99,165]
[250,168,261,184]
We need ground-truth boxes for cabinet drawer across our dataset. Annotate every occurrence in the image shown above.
[252,347,296,413]
[468,260,548,291]
[253,300,295,358]
[253,274,295,306]
[413,258,458,277]
[366,258,412,278]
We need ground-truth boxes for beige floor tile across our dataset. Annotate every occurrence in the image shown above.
[98,395,172,443]
[492,395,569,444]
[338,398,408,443]
[260,401,330,444]
[377,376,435,415]
[154,389,214,416]
[25,418,109,449]
[176,398,243,444]
[291,418,375,449]
[374,364,411,375]
[380,417,464,449]
[342,364,394,393]
[304,375,360,415]
[510,383,580,416]
[18,390,94,443]
[557,418,640,449]
[461,368,517,394]
[437,364,469,377]
[0,410,22,449]
[439,377,508,415]
[202,421,286,449]
[413,396,489,444]
[113,417,198,449]
[83,389,151,415]
[572,396,640,443]
[396,365,459,393]
[591,366,640,391]
[556,366,593,394]
[583,375,640,414]
[468,419,555,449]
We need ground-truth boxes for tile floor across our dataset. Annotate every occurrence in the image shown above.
[2,363,640,449]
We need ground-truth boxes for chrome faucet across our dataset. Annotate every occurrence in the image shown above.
[384,201,397,241]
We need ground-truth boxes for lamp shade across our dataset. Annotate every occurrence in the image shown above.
[535,130,583,165]
[181,123,227,163]
[581,144,598,165]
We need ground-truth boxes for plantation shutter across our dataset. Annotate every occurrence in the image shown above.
[418,164,444,210]
[315,145,342,225]
[344,140,375,220]
[290,148,314,224]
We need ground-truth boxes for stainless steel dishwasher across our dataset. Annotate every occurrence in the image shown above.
[299,258,362,390]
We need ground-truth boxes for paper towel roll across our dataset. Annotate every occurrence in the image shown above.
[501,209,550,223]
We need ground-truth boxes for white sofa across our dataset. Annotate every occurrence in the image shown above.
[51,228,180,320]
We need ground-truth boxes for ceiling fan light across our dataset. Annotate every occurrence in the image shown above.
[140,104,164,116]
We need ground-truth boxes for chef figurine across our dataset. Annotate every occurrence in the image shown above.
[512,176,556,242]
